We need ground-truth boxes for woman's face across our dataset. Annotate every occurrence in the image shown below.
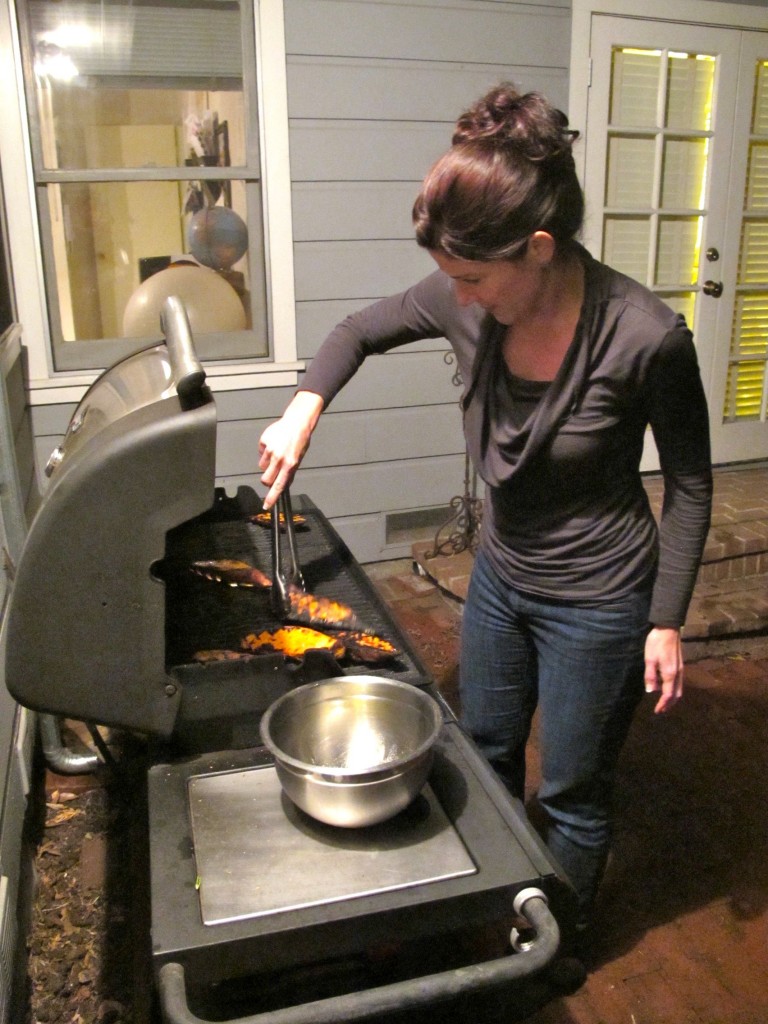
[430,233,554,324]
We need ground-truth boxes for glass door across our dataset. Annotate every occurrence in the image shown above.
[714,36,768,461]
[584,16,768,465]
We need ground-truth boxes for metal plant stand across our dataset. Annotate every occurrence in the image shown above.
[425,354,483,558]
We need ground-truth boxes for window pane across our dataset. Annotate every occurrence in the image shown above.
[40,86,245,172]
[610,49,660,128]
[29,0,246,171]
[656,217,701,287]
[46,179,265,355]
[605,135,655,208]
[666,53,714,131]
[661,138,709,209]
[602,217,651,282]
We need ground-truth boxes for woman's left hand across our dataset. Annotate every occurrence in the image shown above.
[644,627,684,714]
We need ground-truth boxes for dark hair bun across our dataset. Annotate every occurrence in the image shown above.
[452,83,577,164]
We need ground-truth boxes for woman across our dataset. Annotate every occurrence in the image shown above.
[258,85,712,946]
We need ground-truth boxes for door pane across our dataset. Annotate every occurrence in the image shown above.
[603,217,650,280]
[606,136,655,207]
[661,292,696,326]
[610,49,660,126]
[724,361,765,420]
[661,138,709,208]
[656,218,702,287]
[739,222,768,284]
[745,142,768,209]
[666,53,715,131]
[754,61,768,135]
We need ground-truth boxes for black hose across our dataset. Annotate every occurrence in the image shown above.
[158,890,559,1024]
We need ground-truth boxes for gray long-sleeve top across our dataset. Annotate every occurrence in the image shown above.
[300,247,713,628]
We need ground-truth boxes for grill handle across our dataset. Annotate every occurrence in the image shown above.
[157,889,559,1024]
[161,295,207,401]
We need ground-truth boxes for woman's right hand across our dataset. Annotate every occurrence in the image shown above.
[258,390,325,509]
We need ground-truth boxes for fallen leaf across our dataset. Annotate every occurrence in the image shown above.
[60,906,77,935]
[46,807,85,828]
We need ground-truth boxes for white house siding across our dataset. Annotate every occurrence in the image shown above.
[30,0,571,564]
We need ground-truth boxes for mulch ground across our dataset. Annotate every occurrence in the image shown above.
[25,767,139,1023]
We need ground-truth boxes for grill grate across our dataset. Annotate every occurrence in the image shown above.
[157,488,433,753]
[160,487,429,686]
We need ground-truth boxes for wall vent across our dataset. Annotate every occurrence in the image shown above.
[385,505,450,546]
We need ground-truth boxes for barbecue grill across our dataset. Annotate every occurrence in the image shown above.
[3,298,576,1022]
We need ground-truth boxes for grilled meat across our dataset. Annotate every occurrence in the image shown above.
[190,559,272,589]
[333,630,400,664]
[241,626,346,660]
[195,628,397,667]
[193,649,258,663]
[250,510,307,530]
[284,585,361,630]
[189,562,360,630]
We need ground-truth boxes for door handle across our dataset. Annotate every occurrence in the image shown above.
[702,280,723,298]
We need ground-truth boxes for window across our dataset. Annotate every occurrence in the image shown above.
[6,0,297,393]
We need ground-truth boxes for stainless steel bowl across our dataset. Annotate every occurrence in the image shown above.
[259,676,443,828]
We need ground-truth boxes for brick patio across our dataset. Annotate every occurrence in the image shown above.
[367,527,768,1024]
[411,463,768,647]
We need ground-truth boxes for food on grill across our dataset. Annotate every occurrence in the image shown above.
[193,649,258,663]
[250,510,308,530]
[190,558,361,629]
[284,586,361,630]
[190,559,272,589]
[198,627,398,666]
[241,626,345,660]
[333,630,401,664]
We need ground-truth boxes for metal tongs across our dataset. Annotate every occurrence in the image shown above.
[269,487,305,620]
[268,487,365,632]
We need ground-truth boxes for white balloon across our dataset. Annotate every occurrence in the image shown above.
[122,264,246,337]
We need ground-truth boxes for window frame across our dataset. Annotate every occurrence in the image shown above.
[0,0,300,405]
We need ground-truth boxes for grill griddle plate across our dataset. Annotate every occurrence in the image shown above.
[188,766,476,926]
[149,723,576,991]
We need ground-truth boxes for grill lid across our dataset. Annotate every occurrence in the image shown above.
[3,297,217,737]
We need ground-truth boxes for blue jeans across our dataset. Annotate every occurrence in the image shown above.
[460,549,649,926]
